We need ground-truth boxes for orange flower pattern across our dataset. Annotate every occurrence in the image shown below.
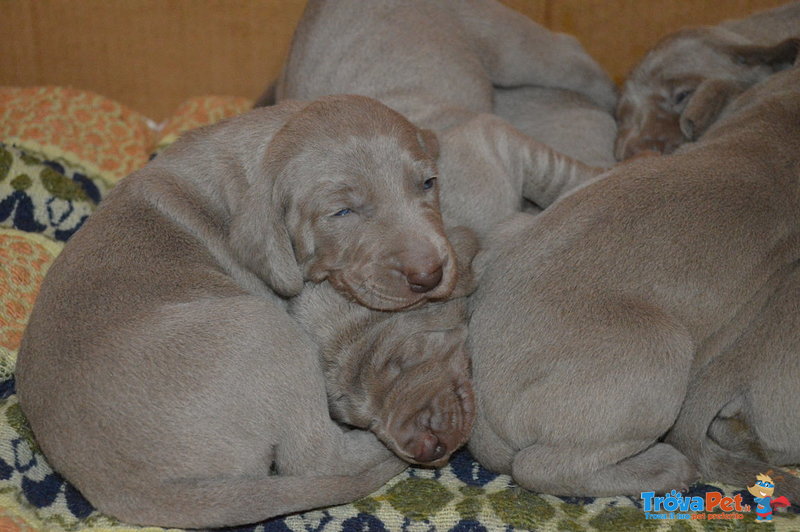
[0,87,155,184]
[0,230,61,367]
[154,95,253,154]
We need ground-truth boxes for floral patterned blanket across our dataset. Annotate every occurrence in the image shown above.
[1,87,797,532]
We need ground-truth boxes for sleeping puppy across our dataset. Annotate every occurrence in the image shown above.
[15,95,460,528]
[271,0,613,238]
[467,64,800,496]
[290,226,479,467]
[275,0,617,127]
[664,69,800,500]
[615,1,800,160]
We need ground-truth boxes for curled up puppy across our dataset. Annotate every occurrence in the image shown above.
[615,1,800,160]
[467,62,800,497]
[290,226,479,467]
[663,69,800,500]
[16,95,459,528]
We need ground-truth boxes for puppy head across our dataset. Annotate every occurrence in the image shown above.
[338,322,474,467]
[615,28,799,160]
[231,95,456,309]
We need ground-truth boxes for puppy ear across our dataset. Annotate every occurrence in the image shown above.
[417,129,440,160]
[679,78,742,141]
[723,38,800,71]
[229,180,304,297]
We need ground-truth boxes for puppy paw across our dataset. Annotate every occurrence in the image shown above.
[639,443,699,493]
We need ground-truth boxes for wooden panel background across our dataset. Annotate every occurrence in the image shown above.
[0,0,791,120]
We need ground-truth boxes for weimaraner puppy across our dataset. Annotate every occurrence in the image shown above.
[271,0,613,238]
[467,64,800,496]
[275,0,617,127]
[15,94,466,528]
[290,226,479,467]
[615,1,800,160]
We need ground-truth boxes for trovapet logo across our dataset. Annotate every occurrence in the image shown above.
[640,472,792,522]
[641,490,749,521]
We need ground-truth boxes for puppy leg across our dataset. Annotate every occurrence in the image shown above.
[515,127,609,208]
[468,413,516,474]
[511,442,696,497]
[706,403,766,460]
[438,114,605,233]
[668,265,800,496]
[280,421,402,477]
[88,297,405,528]
[112,454,404,528]
[680,79,745,140]
[472,114,608,207]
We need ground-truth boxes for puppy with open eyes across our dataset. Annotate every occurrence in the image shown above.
[615,1,800,160]
[15,95,460,528]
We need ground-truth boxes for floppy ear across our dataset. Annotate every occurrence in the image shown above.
[723,38,800,71]
[679,78,743,141]
[417,129,440,160]
[229,179,304,297]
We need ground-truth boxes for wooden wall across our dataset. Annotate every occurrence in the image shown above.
[0,0,790,120]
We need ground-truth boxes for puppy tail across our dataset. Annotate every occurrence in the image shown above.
[107,457,406,529]
[666,354,800,501]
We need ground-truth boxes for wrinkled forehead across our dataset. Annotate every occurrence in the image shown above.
[281,131,436,197]
[319,131,435,175]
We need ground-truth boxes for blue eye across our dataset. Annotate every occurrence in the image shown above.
[333,208,352,217]
[423,177,437,190]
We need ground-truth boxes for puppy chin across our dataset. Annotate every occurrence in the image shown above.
[328,272,427,311]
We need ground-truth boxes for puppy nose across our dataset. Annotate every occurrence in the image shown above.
[407,265,443,293]
[413,433,447,463]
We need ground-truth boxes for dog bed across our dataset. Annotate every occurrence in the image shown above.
[1,86,797,532]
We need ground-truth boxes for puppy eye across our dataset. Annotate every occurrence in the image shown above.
[673,89,693,108]
[422,177,437,191]
[332,208,353,217]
